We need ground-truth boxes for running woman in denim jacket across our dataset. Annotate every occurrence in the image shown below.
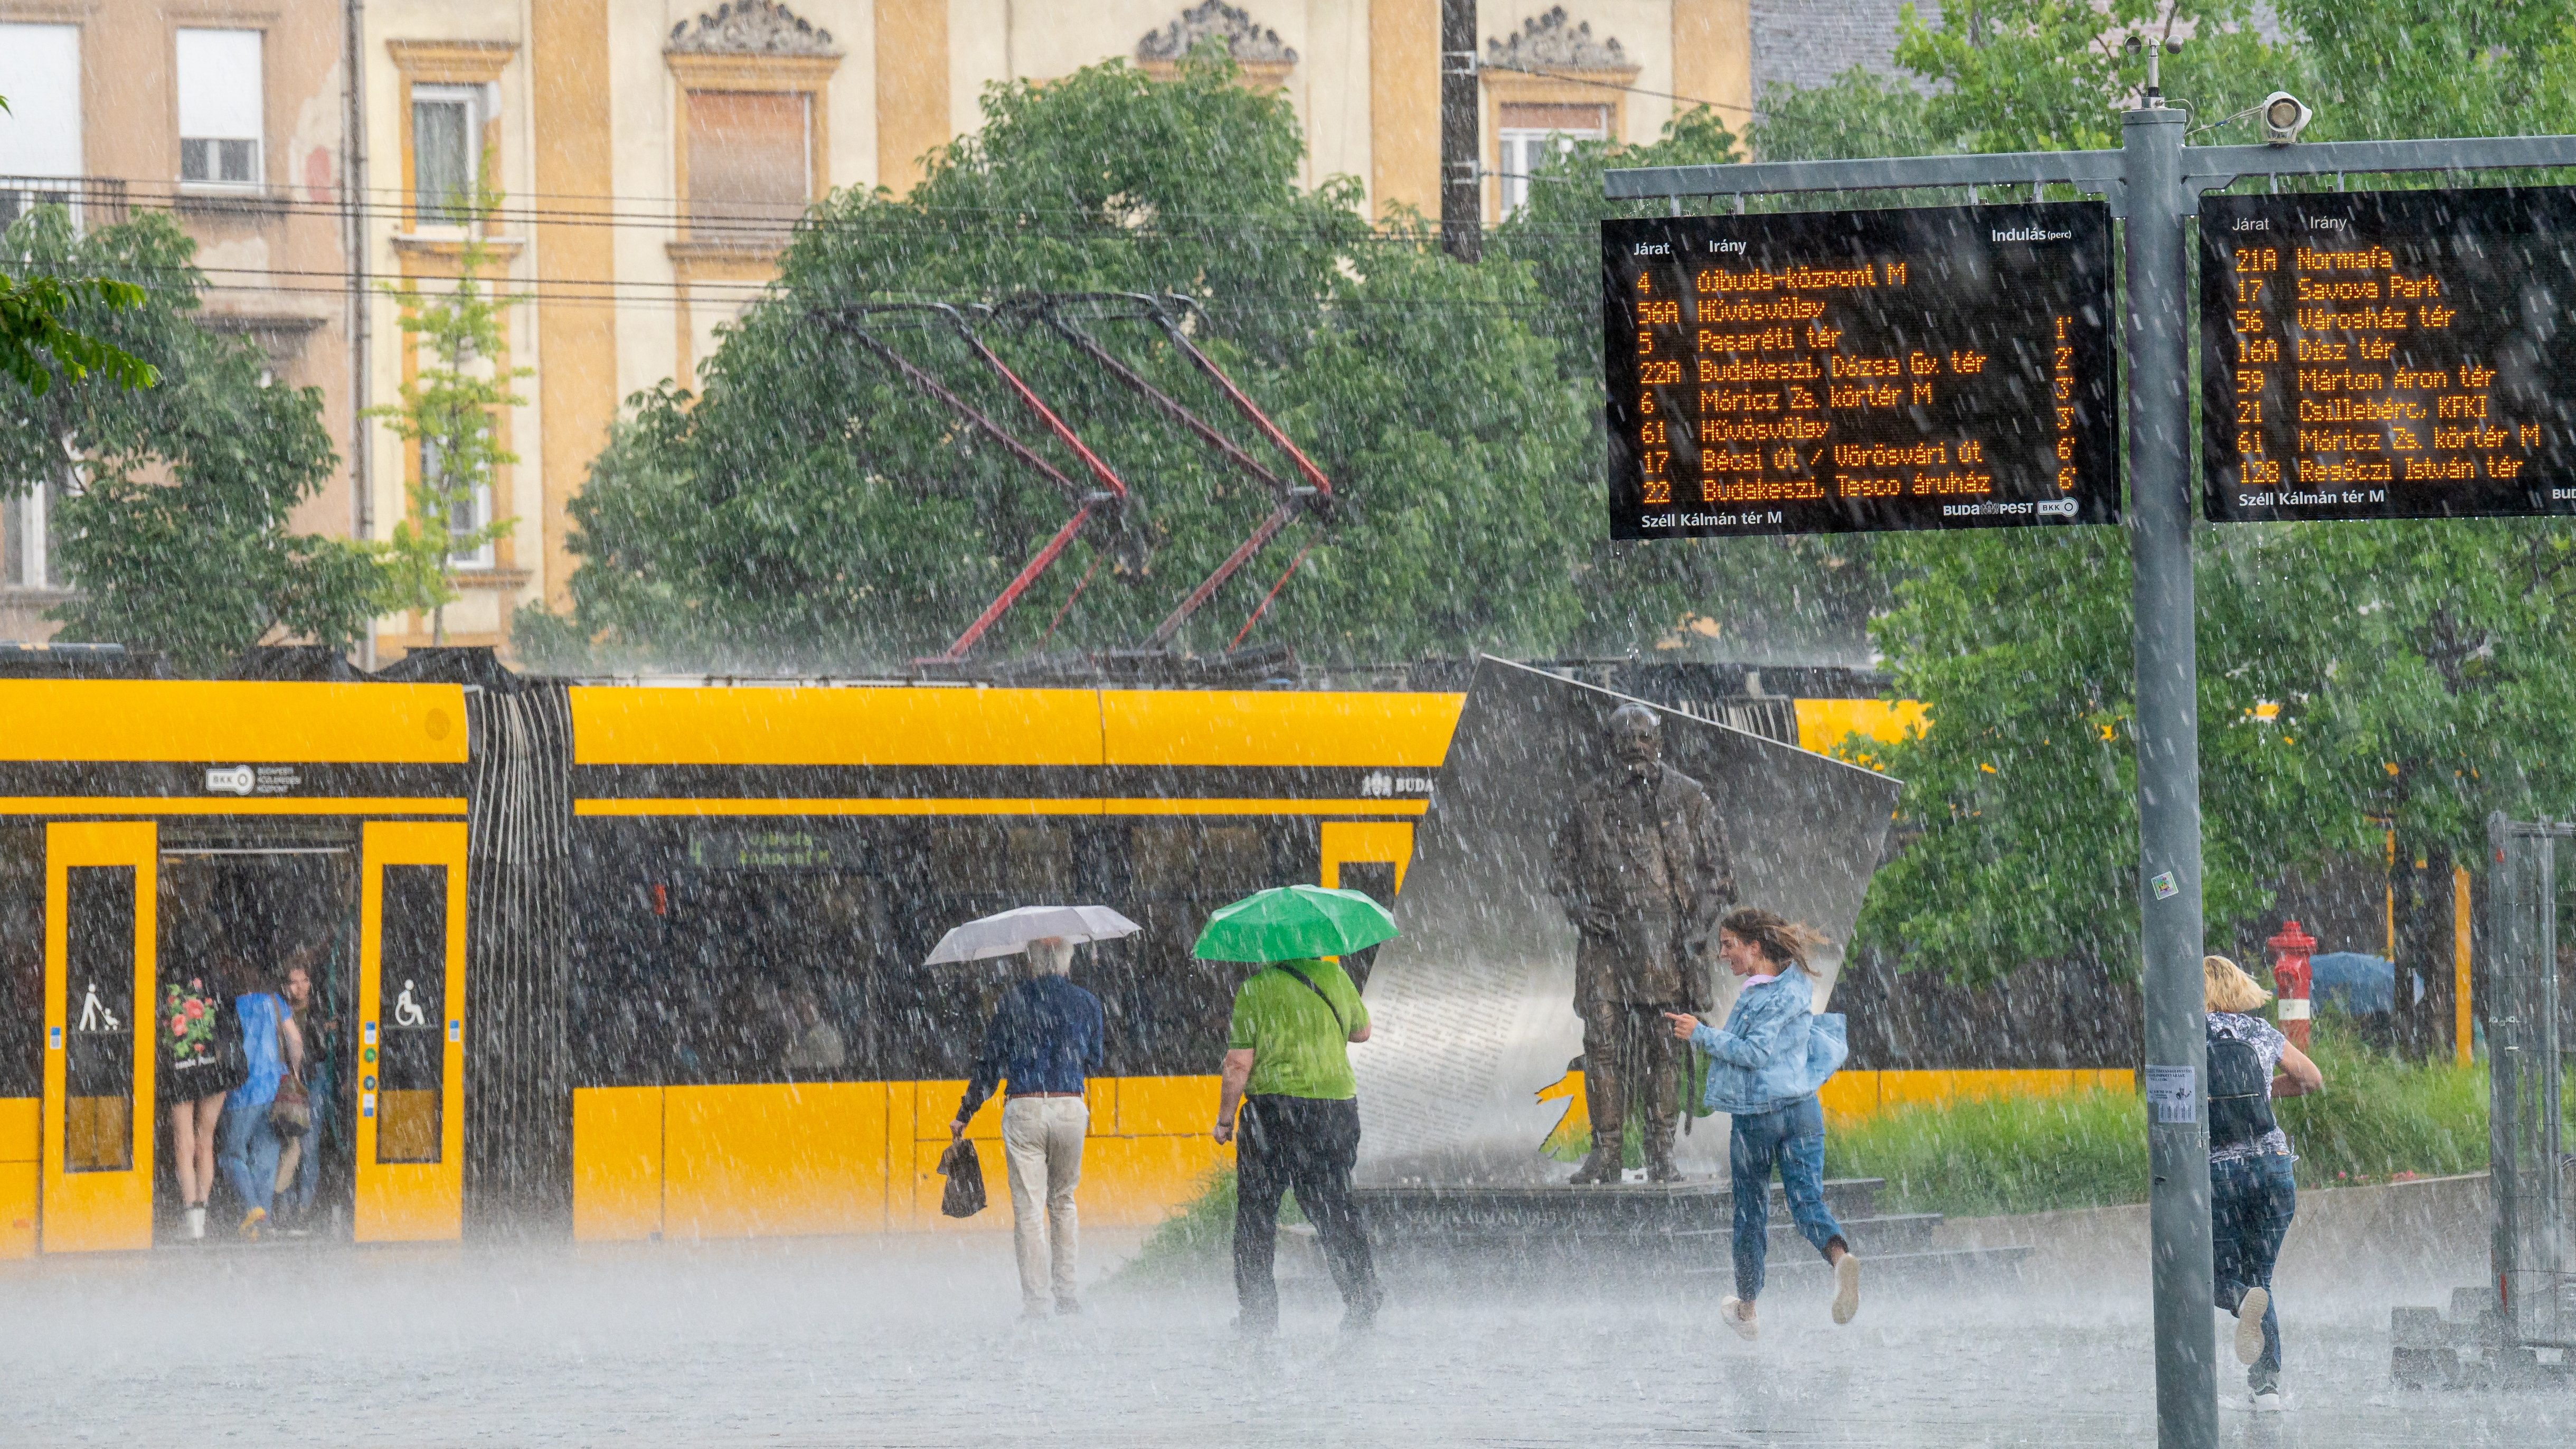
[1664,908,1856,1340]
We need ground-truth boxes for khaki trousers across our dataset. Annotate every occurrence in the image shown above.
[1000,1096,1087,1310]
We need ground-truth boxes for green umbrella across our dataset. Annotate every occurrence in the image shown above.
[1190,885,1399,963]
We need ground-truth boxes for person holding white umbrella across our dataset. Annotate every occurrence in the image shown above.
[936,906,1137,1319]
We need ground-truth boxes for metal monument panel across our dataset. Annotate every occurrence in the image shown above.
[1352,657,1898,1184]
[1601,203,2119,538]
[2202,187,2576,522]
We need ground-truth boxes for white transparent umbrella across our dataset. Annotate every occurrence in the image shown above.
[922,904,1143,965]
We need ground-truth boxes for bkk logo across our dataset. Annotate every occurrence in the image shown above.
[204,765,257,796]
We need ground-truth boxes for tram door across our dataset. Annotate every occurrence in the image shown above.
[353,822,467,1243]
[40,822,157,1253]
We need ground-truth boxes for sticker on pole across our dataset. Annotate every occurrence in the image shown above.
[2145,1065,2198,1124]
[2150,871,2180,900]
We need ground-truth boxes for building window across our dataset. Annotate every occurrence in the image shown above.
[411,83,486,225]
[176,29,264,187]
[1,23,83,202]
[684,90,812,242]
[421,441,495,570]
[1496,104,1607,219]
[2,478,62,591]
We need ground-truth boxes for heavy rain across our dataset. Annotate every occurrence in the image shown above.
[4,3,2576,1447]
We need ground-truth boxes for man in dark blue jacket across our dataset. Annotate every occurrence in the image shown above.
[953,937,1106,1316]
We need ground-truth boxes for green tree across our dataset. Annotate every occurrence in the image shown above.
[522,54,1601,670]
[367,186,524,644]
[2,208,382,670]
[0,95,157,398]
[2270,0,2576,143]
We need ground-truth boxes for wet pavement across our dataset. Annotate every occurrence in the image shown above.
[0,1232,2562,1447]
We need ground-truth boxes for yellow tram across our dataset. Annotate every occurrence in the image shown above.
[0,674,1457,1254]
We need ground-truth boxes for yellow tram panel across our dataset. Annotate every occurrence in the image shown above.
[568,686,1106,767]
[0,1096,36,1260]
[662,1083,893,1240]
[1100,690,1463,768]
[0,681,467,764]
[570,1085,665,1244]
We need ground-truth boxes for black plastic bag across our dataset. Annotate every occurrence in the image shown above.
[938,1137,986,1218]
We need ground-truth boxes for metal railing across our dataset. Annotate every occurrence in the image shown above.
[0,176,131,234]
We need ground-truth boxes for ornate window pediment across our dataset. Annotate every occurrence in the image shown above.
[667,1,841,57]
[1136,2,1297,87]
[1486,6,1634,77]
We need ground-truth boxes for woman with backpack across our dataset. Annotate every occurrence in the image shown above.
[2205,954,2324,1412]
[1663,908,1855,1341]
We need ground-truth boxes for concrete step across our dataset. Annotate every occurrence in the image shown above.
[1404,1210,1944,1257]
[1354,1177,1884,1240]
[1687,1244,2035,1285]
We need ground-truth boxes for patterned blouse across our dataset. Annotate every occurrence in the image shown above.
[2207,1011,2295,1163]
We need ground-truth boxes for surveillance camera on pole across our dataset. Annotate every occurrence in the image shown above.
[2260,92,2313,146]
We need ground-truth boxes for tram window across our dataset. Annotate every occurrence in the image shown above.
[1092,821,1313,1078]
[0,826,39,1099]
[927,822,1073,897]
[375,865,445,1164]
[1334,861,1400,994]
[569,815,1325,1087]
[64,867,135,1173]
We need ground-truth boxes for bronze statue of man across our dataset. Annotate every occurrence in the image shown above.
[1550,702,1735,1183]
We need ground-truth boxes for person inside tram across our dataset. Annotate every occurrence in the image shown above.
[781,988,847,1074]
[162,957,247,1241]
[269,954,331,1235]
[214,967,303,1240]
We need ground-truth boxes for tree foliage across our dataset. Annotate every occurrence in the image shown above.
[523,58,1791,671]
[366,189,525,643]
[2,208,382,669]
[1752,1,2576,983]
[0,96,158,398]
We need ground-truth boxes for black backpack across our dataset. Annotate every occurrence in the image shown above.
[2206,1021,2279,1152]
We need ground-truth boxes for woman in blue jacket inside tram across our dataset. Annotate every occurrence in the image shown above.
[1664,907,1856,1340]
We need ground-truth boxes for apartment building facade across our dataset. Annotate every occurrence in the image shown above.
[0,0,360,644]
[4,2,1920,659]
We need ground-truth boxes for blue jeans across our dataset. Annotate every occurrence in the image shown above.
[215,1094,283,1218]
[2212,1152,2296,1391]
[1730,1094,1845,1301]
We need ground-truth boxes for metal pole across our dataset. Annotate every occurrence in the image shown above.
[1439,0,1481,261]
[2123,104,2218,1448]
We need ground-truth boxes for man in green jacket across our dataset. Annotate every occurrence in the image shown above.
[1213,955,1383,1334]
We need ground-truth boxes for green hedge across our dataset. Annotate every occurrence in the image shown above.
[1824,1027,2498,1219]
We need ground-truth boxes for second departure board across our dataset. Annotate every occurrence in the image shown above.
[2202,189,2576,522]
[1602,203,2118,538]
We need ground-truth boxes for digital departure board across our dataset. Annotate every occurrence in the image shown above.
[1601,204,2118,538]
[2202,189,2576,522]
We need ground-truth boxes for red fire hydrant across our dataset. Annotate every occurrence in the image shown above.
[2266,919,2318,1048]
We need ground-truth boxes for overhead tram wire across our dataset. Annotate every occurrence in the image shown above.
[45,161,1968,244]
[15,261,1598,322]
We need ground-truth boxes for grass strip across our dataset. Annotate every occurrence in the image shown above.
[1826,1026,2504,1218]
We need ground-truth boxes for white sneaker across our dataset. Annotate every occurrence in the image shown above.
[2251,1391,2286,1414]
[185,1206,205,1240]
[2234,1287,2269,1365]
[1832,1252,1862,1325]
[1720,1295,1759,1341]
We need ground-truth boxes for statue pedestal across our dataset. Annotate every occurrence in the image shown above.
[1351,1177,2027,1284]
